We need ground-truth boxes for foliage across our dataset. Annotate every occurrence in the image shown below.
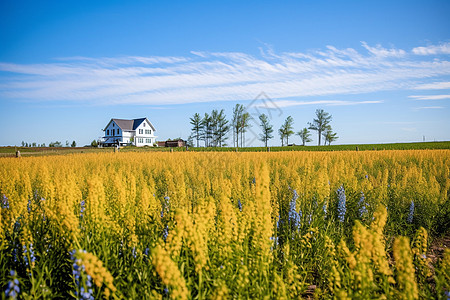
[297,128,312,146]
[258,114,274,147]
[0,150,449,298]
[308,109,332,146]
[279,116,294,146]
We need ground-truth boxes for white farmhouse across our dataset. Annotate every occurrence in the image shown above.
[101,118,157,147]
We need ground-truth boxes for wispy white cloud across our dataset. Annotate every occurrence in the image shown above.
[409,95,450,100]
[412,43,450,55]
[413,81,450,90]
[361,42,406,57]
[413,106,444,110]
[0,42,449,106]
[254,99,383,109]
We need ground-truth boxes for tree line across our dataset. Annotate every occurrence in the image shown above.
[20,140,77,147]
[189,105,338,147]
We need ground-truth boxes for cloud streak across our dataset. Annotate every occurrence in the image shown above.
[409,95,450,100]
[0,42,449,106]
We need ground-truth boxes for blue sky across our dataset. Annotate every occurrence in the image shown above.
[1,0,449,146]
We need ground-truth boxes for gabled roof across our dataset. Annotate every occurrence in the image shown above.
[104,118,156,131]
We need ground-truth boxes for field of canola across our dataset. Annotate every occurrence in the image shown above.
[1,150,450,299]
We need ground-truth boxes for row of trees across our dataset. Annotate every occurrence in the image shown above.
[20,140,77,147]
[189,104,255,148]
[272,109,338,147]
[190,105,338,147]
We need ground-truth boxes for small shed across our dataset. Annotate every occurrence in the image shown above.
[165,139,186,147]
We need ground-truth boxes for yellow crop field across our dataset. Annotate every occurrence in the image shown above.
[1,150,449,299]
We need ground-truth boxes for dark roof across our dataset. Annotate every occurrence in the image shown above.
[132,118,146,130]
[105,118,156,131]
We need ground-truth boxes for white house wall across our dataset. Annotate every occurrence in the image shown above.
[102,118,156,147]
[135,120,156,146]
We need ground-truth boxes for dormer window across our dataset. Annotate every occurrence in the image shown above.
[113,123,115,127]
[143,123,146,127]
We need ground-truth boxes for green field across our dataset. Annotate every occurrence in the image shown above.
[1,141,449,157]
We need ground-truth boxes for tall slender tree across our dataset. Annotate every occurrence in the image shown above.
[258,113,274,147]
[279,116,294,146]
[215,109,229,147]
[189,113,203,147]
[232,104,244,147]
[308,109,332,146]
[240,112,251,147]
[201,113,212,147]
[297,127,312,146]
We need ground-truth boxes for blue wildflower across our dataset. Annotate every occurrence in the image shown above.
[337,186,346,223]
[1,194,9,209]
[323,202,327,216]
[80,201,86,218]
[288,189,301,231]
[144,248,149,256]
[407,201,415,224]
[163,225,169,242]
[5,270,20,299]
[358,192,368,217]
[71,250,94,300]
[237,199,242,212]
[23,244,36,271]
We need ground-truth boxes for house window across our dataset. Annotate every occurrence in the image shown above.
[107,130,109,135]
[113,123,115,127]
[143,123,146,127]
[146,138,151,143]
[139,129,143,134]
[117,129,119,135]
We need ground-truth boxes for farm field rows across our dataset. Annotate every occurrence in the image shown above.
[1,150,450,299]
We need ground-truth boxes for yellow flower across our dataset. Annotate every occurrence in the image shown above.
[393,236,418,300]
[152,244,189,300]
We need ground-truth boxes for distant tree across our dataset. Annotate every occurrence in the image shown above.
[258,113,274,147]
[308,109,332,146]
[21,141,25,147]
[91,140,98,147]
[323,129,338,145]
[279,116,294,146]
[214,109,229,147]
[42,143,46,147]
[201,113,212,147]
[32,142,37,147]
[232,104,245,147]
[25,143,29,147]
[187,135,194,147]
[49,141,62,147]
[240,112,251,147]
[297,128,312,146]
[190,113,203,147]
[71,140,76,147]
[65,140,70,147]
